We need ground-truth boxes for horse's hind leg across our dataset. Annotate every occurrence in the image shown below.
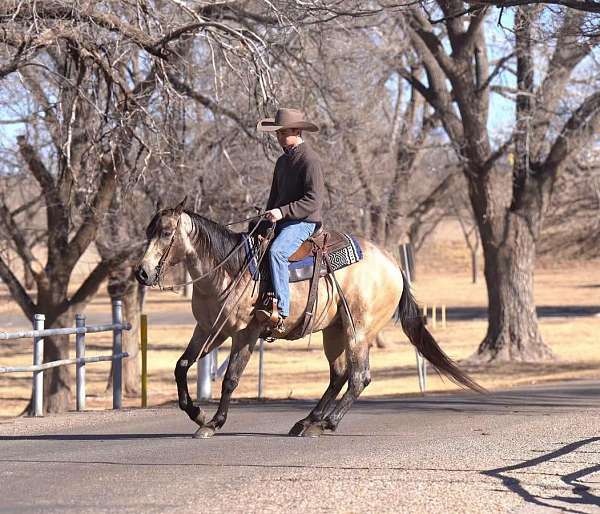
[175,324,225,427]
[303,324,372,437]
[321,341,371,433]
[289,325,348,437]
[193,322,260,439]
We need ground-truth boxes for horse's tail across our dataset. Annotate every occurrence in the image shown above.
[396,270,486,394]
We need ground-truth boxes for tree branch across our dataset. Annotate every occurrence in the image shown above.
[465,0,600,15]
[67,246,139,312]
[17,135,69,270]
[0,254,36,320]
[166,73,257,139]
[0,199,44,284]
[543,89,600,176]
[64,163,117,272]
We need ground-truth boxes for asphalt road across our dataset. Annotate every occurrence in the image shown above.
[1,381,599,513]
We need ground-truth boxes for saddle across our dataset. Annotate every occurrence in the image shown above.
[251,226,363,340]
[288,226,348,262]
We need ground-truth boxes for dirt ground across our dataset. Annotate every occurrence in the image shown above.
[1,219,599,418]
[1,265,599,418]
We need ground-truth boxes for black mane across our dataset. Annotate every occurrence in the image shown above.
[184,210,246,276]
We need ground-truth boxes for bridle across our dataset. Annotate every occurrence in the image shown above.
[150,211,269,290]
[148,209,275,356]
[153,215,181,287]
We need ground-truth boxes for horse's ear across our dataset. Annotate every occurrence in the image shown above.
[156,198,164,212]
[174,196,187,216]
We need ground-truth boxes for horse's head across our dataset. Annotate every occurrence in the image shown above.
[136,198,188,286]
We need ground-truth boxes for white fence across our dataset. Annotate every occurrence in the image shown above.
[197,339,265,401]
[0,300,131,416]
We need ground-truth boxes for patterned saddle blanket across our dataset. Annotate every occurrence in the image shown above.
[243,231,363,283]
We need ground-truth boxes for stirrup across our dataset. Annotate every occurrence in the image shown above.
[254,297,280,327]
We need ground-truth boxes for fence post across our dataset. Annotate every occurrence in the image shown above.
[404,270,426,394]
[140,314,148,408]
[33,314,45,417]
[76,314,86,412]
[210,349,218,381]
[184,270,193,298]
[197,352,212,401]
[112,300,123,409]
[258,338,264,399]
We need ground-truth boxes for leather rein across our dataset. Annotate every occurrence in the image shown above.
[153,213,266,291]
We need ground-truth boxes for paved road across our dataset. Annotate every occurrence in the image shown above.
[1,382,599,513]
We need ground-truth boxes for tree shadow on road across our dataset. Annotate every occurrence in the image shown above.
[483,436,600,513]
[0,433,187,441]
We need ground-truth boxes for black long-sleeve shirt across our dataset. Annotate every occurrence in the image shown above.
[265,142,324,223]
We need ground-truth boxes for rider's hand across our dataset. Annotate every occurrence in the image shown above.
[265,208,283,223]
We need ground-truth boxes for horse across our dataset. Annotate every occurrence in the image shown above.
[135,199,484,438]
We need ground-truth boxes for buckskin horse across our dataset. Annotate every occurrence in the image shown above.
[136,200,484,438]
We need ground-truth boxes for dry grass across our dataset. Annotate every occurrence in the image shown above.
[1,261,598,418]
[1,219,599,418]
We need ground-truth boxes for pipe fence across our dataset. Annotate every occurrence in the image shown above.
[0,300,131,416]
[196,339,266,402]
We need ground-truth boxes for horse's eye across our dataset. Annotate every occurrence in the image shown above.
[161,230,173,239]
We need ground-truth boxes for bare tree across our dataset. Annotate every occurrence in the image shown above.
[398,5,600,362]
[0,0,285,412]
[450,180,481,283]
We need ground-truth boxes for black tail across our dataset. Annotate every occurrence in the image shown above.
[396,270,486,394]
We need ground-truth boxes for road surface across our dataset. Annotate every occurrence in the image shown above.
[1,381,599,513]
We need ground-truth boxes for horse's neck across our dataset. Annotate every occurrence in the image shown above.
[181,214,234,296]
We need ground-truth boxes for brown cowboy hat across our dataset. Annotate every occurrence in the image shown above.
[257,108,319,133]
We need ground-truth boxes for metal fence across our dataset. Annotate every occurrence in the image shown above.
[197,339,266,401]
[0,300,131,416]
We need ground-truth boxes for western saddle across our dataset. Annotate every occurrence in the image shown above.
[257,225,351,340]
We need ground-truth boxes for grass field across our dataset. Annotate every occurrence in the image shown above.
[1,257,598,418]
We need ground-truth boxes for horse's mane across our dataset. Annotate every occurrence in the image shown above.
[146,208,246,277]
[184,210,246,277]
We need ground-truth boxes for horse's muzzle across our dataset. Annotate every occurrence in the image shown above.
[135,265,151,286]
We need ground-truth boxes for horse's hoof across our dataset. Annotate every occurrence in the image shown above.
[302,424,325,438]
[193,426,215,439]
[192,411,206,428]
[288,421,309,437]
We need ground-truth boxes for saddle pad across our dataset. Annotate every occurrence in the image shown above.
[243,233,363,283]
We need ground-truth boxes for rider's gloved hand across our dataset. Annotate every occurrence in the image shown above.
[264,208,283,223]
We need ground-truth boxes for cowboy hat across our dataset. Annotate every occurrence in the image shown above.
[257,108,319,132]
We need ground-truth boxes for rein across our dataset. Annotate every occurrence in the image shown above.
[155,214,267,291]
[195,226,274,356]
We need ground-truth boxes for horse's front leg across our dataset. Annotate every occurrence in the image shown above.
[175,324,225,427]
[193,323,260,439]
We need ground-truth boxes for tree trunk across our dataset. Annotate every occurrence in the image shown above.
[42,332,72,413]
[472,212,553,363]
[24,266,35,290]
[121,278,141,396]
[471,250,478,284]
[34,286,73,414]
[106,267,140,396]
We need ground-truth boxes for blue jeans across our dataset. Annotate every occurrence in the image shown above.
[269,220,316,317]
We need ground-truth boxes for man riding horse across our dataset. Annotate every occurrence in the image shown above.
[135,107,484,438]
[254,108,324,336]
